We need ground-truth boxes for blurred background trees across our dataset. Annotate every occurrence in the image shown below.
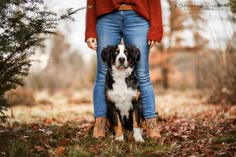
[0,0,80,121]
[230,0,236,13]
[150,0,235,103]
[25,31,94,93]
[207,0,236,104]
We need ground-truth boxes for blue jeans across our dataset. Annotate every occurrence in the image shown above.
[93,10,157,119]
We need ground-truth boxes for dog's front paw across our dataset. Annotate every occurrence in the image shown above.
[115,135,124,141]
[134,135,144,142]
[133,128,144,142]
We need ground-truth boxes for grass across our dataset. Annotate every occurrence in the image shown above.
[0,122,173,157]
[1,118,235,157]
[67,136,172,157]
[1,90,235,156]
[214,131,236,144]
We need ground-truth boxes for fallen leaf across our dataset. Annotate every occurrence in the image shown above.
[56,146,65,157]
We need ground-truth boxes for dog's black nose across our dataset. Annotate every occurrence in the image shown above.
[119,57,125,64]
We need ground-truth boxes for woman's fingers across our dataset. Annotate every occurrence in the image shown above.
[93,39,97,49]
[86,38,92,49]
[86,38,97,50]
[148,40,157,48]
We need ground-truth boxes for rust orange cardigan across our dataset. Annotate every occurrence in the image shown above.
[85,0,163,42]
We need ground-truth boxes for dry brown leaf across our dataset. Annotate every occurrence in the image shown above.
[56,146,65,157]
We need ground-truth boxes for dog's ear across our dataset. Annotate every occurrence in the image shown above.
[126,44,140,64]
[101,45,116,63]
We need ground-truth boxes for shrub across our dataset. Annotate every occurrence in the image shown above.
[5,87,35,107]
[206,53,236,104]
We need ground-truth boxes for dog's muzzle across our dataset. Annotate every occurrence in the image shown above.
[117,57,128,69]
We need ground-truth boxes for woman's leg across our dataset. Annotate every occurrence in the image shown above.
[94,11,122,118]
[122,10,161,138]
[93,11,123,138]
[122,11,156,119]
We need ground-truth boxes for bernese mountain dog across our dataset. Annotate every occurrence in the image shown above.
[101,44,144,142]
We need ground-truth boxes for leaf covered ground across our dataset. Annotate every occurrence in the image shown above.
[0,90,235,157]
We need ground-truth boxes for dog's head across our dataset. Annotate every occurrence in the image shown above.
[101,44,140,69]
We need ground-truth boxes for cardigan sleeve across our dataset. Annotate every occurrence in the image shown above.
[85,0,96,42]
[147,0,163,42]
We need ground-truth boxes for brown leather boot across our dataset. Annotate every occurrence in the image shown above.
[142,118,161,139]
[93,117,107,138]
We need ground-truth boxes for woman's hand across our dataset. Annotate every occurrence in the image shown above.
[86,38,97,51]
[148,40,158,48]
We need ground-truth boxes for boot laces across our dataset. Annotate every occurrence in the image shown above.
[97,119,108,132]
[145,119,158,131]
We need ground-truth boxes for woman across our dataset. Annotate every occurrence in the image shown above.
[85,0,163,139]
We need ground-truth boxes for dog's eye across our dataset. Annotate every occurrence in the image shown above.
[124,50,128,55]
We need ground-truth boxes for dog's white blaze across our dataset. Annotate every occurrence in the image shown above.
[116,45,128,67]
[133,128,144,142]
[107,66,136,117]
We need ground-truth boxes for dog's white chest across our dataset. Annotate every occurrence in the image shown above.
[107,67,136,117]
[108,81,136,117]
